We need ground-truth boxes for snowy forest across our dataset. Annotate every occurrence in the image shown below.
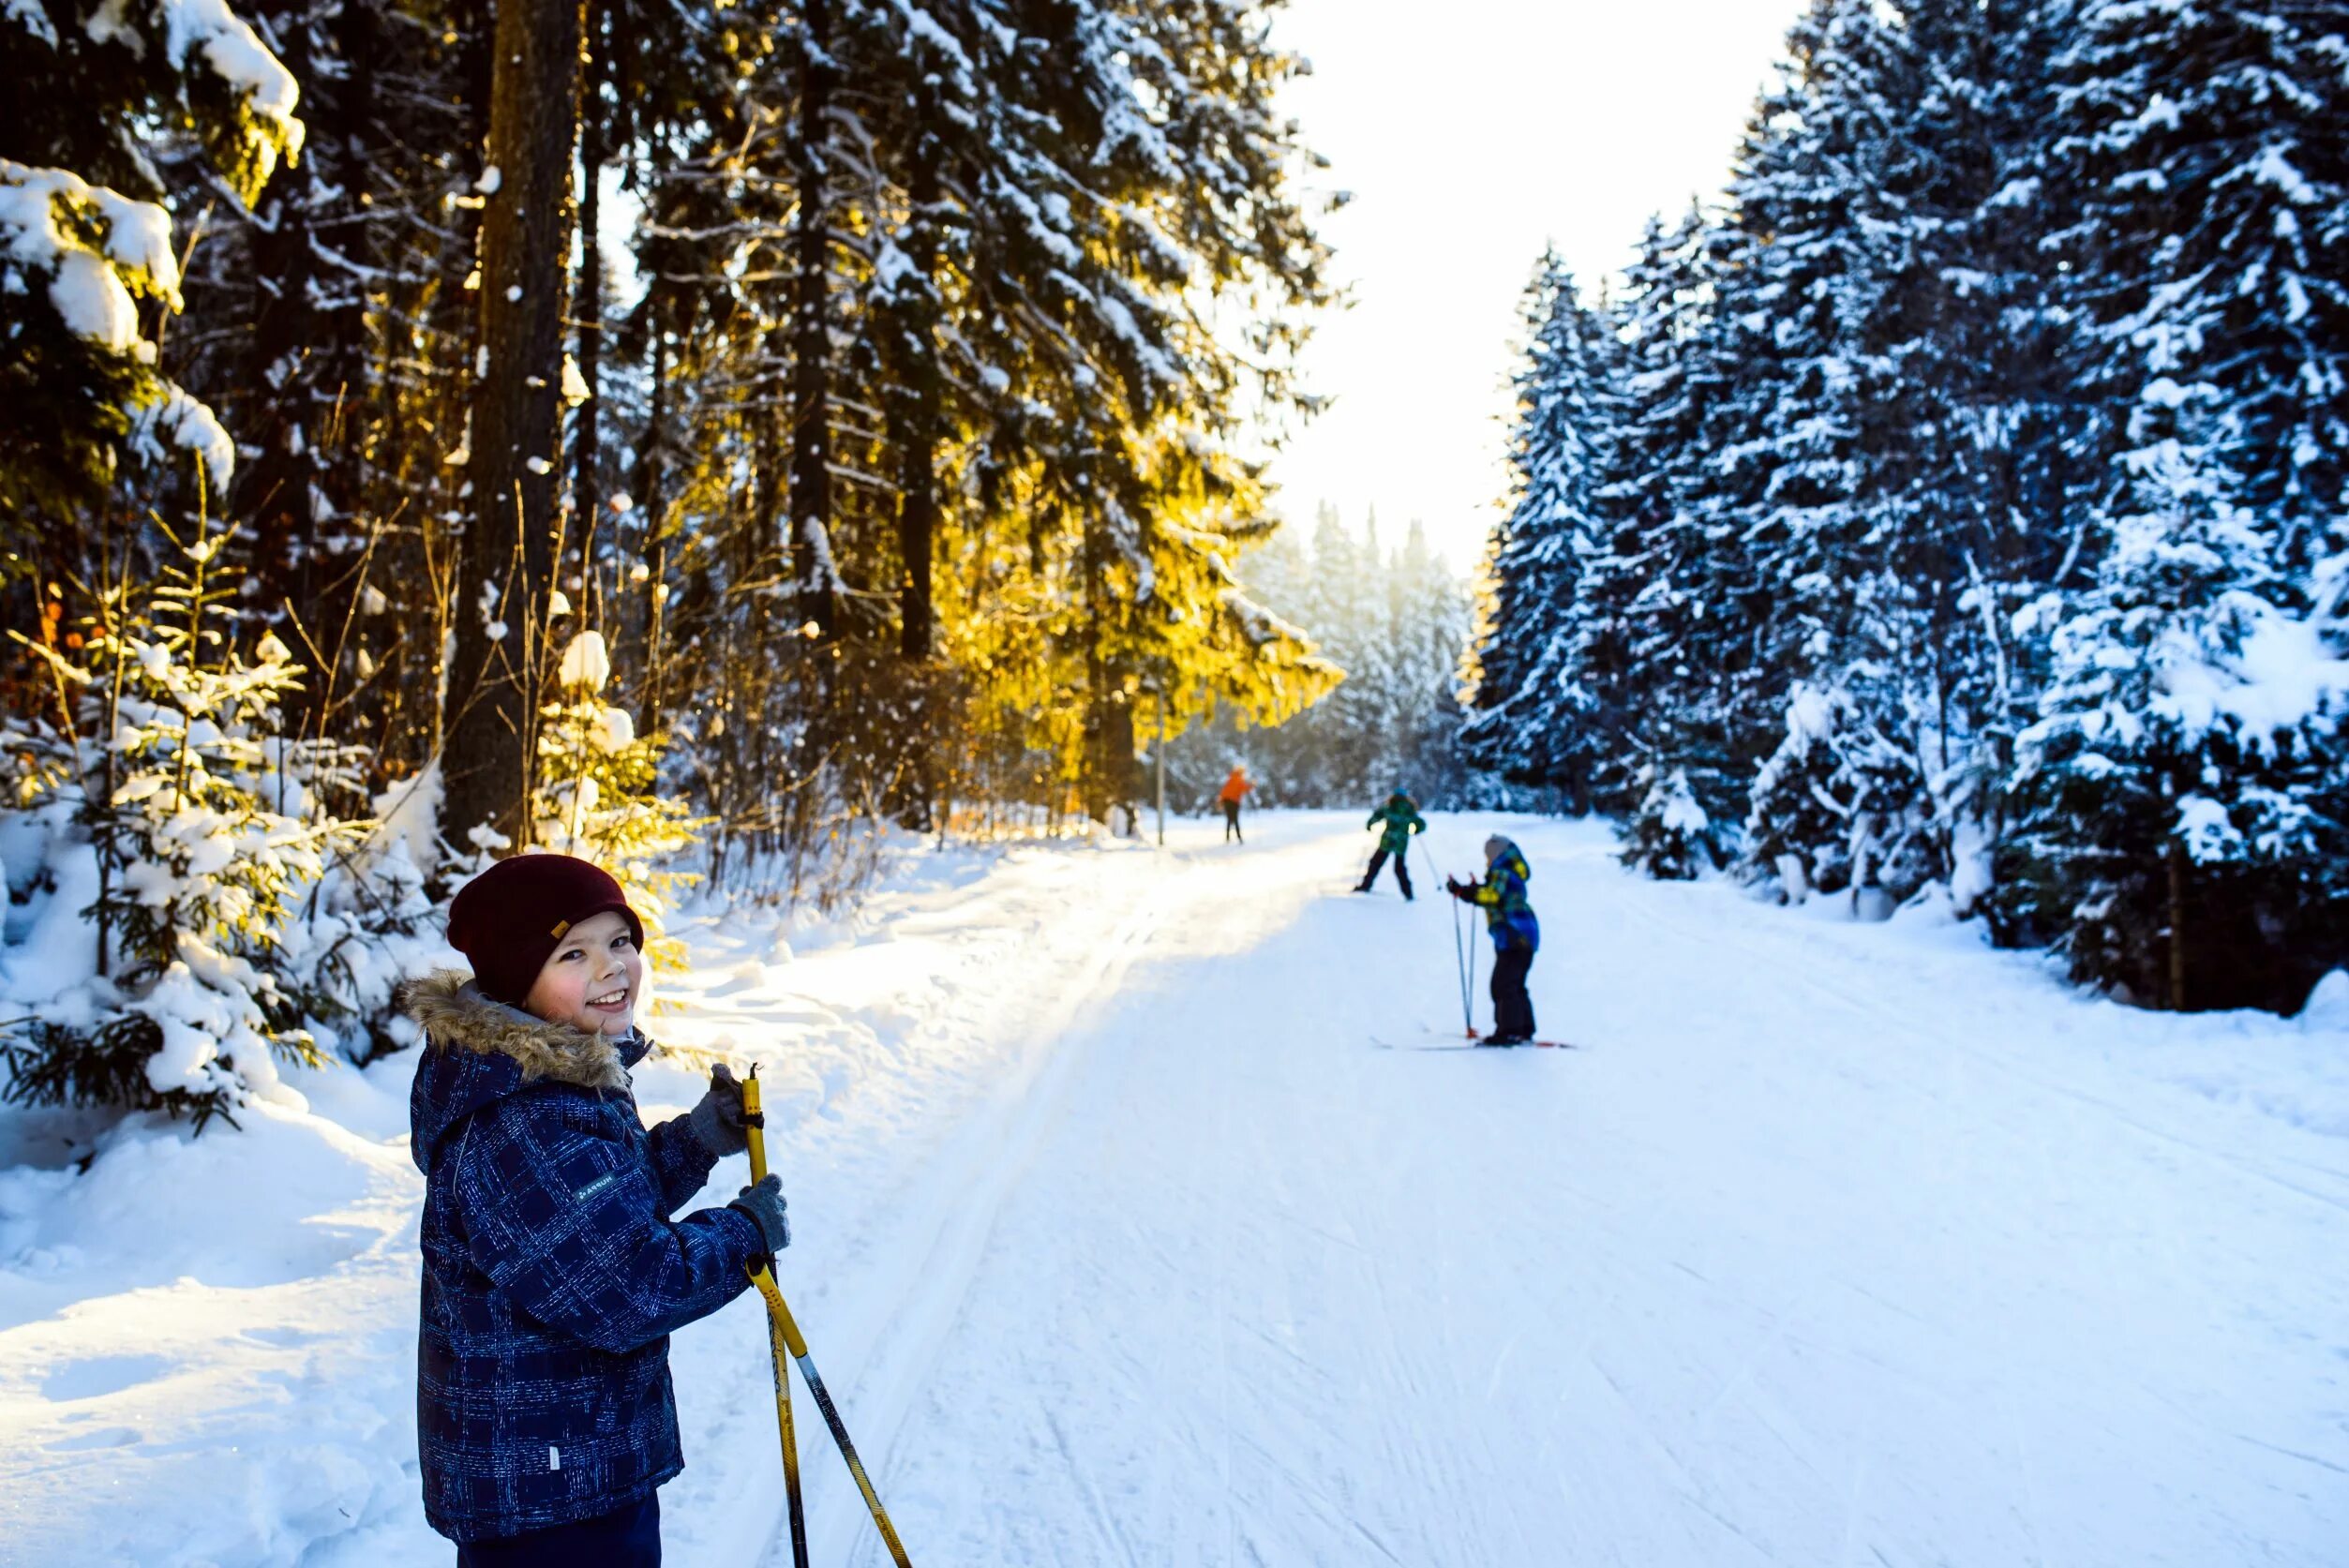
[2,0,2345,1146]
[1161,505,1497,811]
[0,0,1347,1120]
[2,2,2346,1564]
[1467,0,2349,1015]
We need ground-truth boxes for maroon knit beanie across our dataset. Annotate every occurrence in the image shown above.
[445,854,646,1007]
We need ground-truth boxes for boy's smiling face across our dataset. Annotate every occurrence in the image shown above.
[522,909,644,1036]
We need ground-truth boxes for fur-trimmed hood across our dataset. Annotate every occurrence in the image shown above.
[401,970,646,1174]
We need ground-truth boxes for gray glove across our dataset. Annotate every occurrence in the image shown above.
[729,1173,790,1256]
[685,1063,750,1157]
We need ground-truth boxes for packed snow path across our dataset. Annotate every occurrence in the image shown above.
[748,814,2347,1568]
[1,814,2342,1567]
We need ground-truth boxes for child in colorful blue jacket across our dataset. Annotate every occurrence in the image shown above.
[1447,835,1541,1044]
[403,854,791,1566]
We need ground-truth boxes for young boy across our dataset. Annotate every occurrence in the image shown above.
[402,854,792,1566]
[1447,834,1541,1044]
[1355,787,1425,899]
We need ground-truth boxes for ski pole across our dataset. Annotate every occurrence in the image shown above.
[1420,839,1472,1038]
[741,1068,809,1568]
[741,1070,916,1568]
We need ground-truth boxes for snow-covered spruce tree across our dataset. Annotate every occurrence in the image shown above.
[2046,0,2348,580]
[0,0,304,562]
[1462,252,1622,808]
[1698,0,1982,910]
[1620,760,1725,882]
[1283,507,1390,799]
[2000,0,2349,1008]
[1745,677,1940,912]
[1387,519,1484,807]
[0,519,426,1127]
[1699,0,1913,732]
[534,629,704,978]
[1999,451,2348,1011]
[1849,0,2093,918]
[1583,208,1745,842]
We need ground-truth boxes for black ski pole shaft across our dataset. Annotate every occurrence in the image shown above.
[773,1292,914,1568]
[741,1076,913,1568]
[742,1071,810,1568]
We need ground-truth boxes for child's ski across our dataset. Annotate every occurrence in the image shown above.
[1373,1031,1578,1052]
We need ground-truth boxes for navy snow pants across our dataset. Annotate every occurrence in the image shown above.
[1489,943,1535,1041]
[457,1494,660,1568]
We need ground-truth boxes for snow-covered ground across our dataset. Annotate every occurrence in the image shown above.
[2,813,2344,1567]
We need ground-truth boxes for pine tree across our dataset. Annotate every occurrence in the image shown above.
[1463,252,1620,806]
[2001,451,2348,1010]
[1999,0,2349,1006]
[1582,208,1739,838]
[1698,0,1953,906]
[439,0,588,848]
[1,0,304,559]
[1,518,419,1126]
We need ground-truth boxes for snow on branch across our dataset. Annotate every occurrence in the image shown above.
[84,0,306,187]
[1,159,182,349]
[132,386,236,489]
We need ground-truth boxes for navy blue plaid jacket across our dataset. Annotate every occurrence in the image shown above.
[403,973,762,1544]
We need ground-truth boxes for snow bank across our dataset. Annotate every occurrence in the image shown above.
[0,829,1171,1566]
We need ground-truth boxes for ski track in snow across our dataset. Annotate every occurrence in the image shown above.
[0,813,2343,1566]
[737,814,2349,1568]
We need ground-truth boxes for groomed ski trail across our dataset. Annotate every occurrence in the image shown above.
[732,813,2348,1568]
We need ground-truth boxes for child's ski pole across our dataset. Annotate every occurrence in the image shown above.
[741,1069,915,1568]
[742,1068,810,1568]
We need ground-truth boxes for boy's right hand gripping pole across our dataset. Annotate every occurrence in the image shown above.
[742,1068,915,1568]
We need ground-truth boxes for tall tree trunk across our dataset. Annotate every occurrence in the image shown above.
[269,0,380,754]
[239,8,316,643]
[2167,835,2189,1012]
[574,26,605,629]
[891,97,943,662]
[753,325,791,607]
[787,0,836,637]
[639,316,671,735]
[441,0,586,848]
[1080,529,1112,826]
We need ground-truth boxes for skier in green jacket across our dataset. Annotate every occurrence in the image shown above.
[1354,789,1427,900]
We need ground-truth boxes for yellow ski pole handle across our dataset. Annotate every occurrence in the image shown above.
[743,1069,915,1567]
[744,1069,810,1568]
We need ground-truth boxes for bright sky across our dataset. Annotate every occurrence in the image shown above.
[1256,0,1812,571]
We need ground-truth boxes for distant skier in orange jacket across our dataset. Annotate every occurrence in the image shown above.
[1217,766,1254,844]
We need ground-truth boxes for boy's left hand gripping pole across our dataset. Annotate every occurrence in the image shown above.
[742,1068,915,1568]
[743,1067,811,1568]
